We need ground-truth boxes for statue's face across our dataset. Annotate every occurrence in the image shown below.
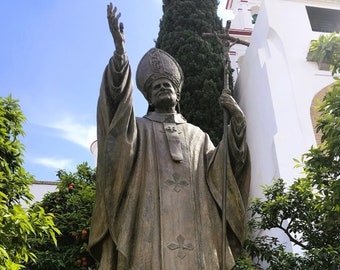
[149,78,178,111]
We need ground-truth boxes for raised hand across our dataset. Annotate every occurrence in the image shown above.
[107,3,125,54]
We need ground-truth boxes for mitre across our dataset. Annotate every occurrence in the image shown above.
[136,48,184,100]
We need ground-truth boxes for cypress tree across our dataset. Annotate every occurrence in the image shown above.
[156,0,224,145]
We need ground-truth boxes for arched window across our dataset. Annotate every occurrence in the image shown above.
[310,84,333,145]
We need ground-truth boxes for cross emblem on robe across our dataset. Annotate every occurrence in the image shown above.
[165,173,189,193]
[167,234,194,259]
[165,126,177,133]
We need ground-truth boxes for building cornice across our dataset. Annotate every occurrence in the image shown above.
[33,180,58,185]
[291,0,340,3]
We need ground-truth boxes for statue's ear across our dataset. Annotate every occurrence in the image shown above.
[175,103,181,114]
[176,85,182,101]
[145,87,152,102]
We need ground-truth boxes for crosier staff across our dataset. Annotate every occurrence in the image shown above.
[203,20,249,270]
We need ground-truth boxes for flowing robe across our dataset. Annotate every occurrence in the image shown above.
[89,53,251,270]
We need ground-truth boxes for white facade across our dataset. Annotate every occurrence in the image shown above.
[223,0,262,78]
[21,181,58,209]
[30,181,58,202]
[234,0,338,253]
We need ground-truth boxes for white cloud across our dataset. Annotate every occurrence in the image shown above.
[47,116,97,149]
[31,157,74,170]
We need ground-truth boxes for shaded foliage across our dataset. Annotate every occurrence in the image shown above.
[25,163,97,270]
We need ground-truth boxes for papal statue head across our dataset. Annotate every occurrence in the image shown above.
[136,48,184,101]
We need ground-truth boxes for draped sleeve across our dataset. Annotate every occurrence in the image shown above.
[89,52,137,259]
[207,114,251,259]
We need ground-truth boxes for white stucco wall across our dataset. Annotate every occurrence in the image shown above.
[30,181,58,202]
[235,0,337,252]
[21,181,58,209]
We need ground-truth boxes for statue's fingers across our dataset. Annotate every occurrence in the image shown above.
[116,12,121,20]
[107,3,113,17]
[107,4,110,17]
[113,6,117,16]
[222,88,232,96]
[112,12,121,31]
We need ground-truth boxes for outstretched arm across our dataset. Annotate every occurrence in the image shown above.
[97,3,133,135]
[107,3,125,55]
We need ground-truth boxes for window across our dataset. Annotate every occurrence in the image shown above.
[306,6,340,33]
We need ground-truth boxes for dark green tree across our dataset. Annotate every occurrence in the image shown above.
[0,95,59,269]
[25,163,97,270]
[156,0,224,144]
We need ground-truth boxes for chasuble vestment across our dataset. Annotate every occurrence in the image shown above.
[89,53,251,270]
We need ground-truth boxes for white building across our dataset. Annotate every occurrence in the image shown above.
[22,181,58,209]
[226,0,339,254]
[224,0,262,78]
[30,181,58,202]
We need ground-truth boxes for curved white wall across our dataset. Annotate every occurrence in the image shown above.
[235,0,337,252]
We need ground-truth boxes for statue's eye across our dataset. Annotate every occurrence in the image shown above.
[153,84,162,90]
[163,82,171,88]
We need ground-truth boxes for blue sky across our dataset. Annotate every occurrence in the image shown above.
[1,0,229,181]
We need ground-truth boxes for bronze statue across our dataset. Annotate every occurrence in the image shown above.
[89,3,250,270]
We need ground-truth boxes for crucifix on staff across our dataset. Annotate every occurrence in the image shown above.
[204,20,250,270]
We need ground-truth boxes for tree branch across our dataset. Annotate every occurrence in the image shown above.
[275,224,308,249]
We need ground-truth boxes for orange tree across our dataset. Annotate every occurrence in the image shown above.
[25,163,97,270]
[0,95,59,269]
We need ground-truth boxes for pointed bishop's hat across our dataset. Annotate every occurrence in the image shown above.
[136,48,184,100]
